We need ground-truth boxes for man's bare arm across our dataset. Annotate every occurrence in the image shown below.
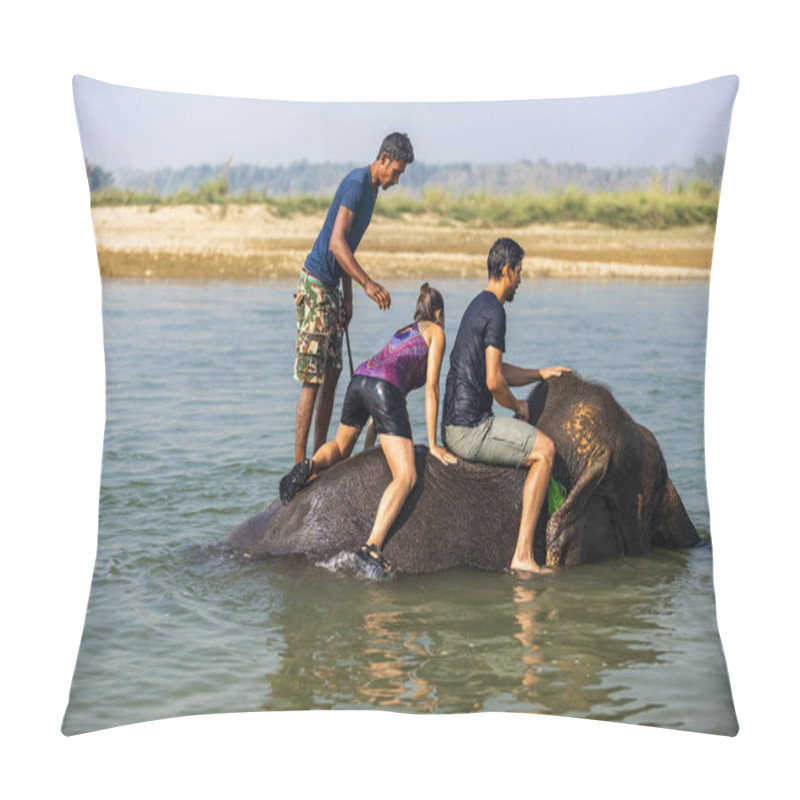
[486,347,529,420]
[329,205,390,310]
[502,362,572,386]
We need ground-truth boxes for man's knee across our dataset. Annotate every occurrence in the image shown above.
[528,432,555,468]
[321,366,341,393]
[297,382,320,412]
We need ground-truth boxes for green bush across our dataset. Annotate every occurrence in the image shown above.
[90,180,719,230]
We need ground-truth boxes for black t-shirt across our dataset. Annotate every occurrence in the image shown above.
[442,291,506,427]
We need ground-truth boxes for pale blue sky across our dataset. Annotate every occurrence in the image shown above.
[73,74,737,173]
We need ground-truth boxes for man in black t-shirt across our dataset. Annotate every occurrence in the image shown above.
[442,237,571,573]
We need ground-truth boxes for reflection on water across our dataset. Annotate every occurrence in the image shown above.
[62,279,736,736]
[252,545,735,733]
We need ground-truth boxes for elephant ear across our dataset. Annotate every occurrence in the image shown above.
[651,478,700,548]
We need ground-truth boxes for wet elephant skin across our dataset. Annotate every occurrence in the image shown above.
[223,374,699,571]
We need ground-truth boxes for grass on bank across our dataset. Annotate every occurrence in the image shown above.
[90,177,720,230]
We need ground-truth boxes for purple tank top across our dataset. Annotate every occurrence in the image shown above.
[355,322,429,395]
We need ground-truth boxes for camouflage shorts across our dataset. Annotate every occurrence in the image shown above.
[294,270,343,384]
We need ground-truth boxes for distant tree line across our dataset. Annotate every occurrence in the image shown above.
[85,160,115,193]
[89,155,726,199]
[85,156,725,229]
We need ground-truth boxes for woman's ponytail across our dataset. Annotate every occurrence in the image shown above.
[414,282,444,322]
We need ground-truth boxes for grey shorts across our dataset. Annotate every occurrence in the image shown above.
[444,415,538,468]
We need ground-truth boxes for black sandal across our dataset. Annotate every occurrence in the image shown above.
[279,459,313,504]
[355,543,393,577]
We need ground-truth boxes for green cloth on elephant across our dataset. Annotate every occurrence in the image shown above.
[547,477,567,516]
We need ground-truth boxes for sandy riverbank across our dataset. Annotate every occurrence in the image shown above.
[90,204,715,280]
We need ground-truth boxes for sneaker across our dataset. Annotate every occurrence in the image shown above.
[279,459,313,504]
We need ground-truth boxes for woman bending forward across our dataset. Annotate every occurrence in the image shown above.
[279,283,456,576]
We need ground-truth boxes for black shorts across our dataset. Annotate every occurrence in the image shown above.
[340,375,412,440]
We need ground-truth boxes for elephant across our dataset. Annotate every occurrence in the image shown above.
[223,373,700,572]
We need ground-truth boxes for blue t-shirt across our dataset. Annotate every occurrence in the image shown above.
[442,291,507,428]
[304,166,376,286]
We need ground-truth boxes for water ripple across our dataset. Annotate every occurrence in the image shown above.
[63,278,735,736]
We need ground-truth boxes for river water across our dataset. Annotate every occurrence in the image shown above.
[62,276,737,736]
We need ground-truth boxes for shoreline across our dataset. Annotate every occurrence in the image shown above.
[90,204,715,281]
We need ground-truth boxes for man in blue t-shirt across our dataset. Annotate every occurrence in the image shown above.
[442,237,571,573]
[292,132,414,464]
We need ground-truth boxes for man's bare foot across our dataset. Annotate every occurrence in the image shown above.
[509,555,551,575]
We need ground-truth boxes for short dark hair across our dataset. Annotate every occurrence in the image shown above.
[378,132,414,165]
[487,237,524,279]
